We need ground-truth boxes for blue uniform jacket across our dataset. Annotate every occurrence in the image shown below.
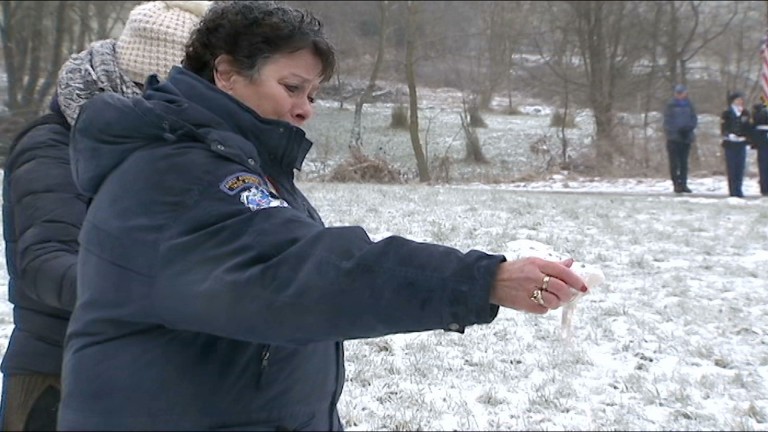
[751,105,768,148]
[721,107,752,144]
[1,100,81,377]
[59,67,503,431]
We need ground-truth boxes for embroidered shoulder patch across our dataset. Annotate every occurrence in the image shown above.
[240,186,288,211]
[220,172,265,195]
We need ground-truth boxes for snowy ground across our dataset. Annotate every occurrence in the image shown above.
[301,179,768,431]
[457,173,765,198]
[0,175,765,431]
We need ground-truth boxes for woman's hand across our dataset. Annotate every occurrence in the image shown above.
[490,257,588,314]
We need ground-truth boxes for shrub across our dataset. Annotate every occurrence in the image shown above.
[468,104,488,128]
[327,147,403,184]
[550,110,576,128]
[390,105,409,129]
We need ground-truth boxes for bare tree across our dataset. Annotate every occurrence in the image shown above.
[459,96,488,163]
[1,1,136,130]
[538,3,582,170]
[638,2,666,170]
[566,0,646,165]
[477,1,524,110]
[349,0,390,152]
[68,1,133,54]
[703,1,764,107]
[1,1,68,119]
[659,1,739,89]
[404,1,429,182]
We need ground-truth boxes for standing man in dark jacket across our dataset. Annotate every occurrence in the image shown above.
[663,84,698,193]
[720,91,751,198]
[751,101,768,196]
[0,2,209,430]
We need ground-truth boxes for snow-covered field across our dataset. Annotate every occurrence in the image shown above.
[3,176,766,430]
[300,180,768,431]
[0,85,767,430]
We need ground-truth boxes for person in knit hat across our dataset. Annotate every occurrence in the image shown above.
[57,1,211,125]
[0,2,209,430]
[117,1,212,85]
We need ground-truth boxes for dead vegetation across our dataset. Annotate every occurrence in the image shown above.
[550,110,576,128]
[390,105,409,129]
[328,146,403,184]
[468,103,488,128]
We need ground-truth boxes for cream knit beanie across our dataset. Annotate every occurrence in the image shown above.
[116,1,211,84]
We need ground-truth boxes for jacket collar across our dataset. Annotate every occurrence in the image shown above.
[148,67,313,172]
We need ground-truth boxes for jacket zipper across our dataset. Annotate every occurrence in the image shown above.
[257,345,270,387]
[328,342,343,429]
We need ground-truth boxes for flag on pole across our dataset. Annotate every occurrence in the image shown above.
[761,28,768,105]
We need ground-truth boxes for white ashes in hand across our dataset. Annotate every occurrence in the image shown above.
[500,239,606,341]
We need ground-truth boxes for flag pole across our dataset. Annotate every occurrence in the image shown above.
[762,27,768,106]
[763,0,768,105]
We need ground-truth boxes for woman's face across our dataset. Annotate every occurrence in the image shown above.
[733,97,744,108]
[214,48,323,127]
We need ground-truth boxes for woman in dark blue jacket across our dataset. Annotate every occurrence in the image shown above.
[59,2,588,431]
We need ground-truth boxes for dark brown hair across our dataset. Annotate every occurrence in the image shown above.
[183,1,336,84]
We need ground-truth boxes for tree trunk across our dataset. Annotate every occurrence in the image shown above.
[350,0,388,151]
[1,1,20,112]
[35,1,69,107]
[75,1,91,52]
[642,2,663,170]
[678,57,688,87]
[570,0,633,165]
[21,3,45,108]
[665,0,679,87]
[460,98,488,163]
[480,2,513,110]
[559,76,570,169]
[591,98,615,163]
[335,72,343,110]
[1,1,138,143]
[405,1,430,182]
[583,2,615,164]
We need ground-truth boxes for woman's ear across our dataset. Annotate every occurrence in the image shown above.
[213,55,237,93]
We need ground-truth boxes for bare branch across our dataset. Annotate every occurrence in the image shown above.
[683,1,739,61]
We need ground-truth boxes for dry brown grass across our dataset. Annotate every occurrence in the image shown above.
[327,147,403,184]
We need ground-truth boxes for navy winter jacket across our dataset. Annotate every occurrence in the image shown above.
[59,66,503,431]
[1,99,82,377]
[663,98,698,143]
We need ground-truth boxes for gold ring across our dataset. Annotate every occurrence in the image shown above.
[530,288,545,307]
[541,275,551,291]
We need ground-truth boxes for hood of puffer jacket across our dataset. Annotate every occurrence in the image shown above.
[70,66,313,198]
